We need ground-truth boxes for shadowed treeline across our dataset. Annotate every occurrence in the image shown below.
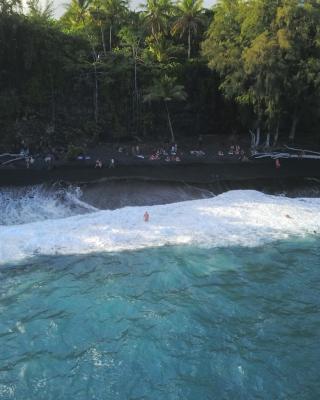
[0,0,319,153]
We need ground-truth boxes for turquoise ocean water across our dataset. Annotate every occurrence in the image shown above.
[1,240,320,399]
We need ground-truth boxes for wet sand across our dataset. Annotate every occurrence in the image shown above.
[78,177,320,210]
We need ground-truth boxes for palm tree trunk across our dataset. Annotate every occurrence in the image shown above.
[289,115,299,141]
[265,132,270,149]
[188,26,191,59]
[134,50,138,98]
[165,101,175,143]
[50,74,55,131]
[89,45,99,124]
[255,126,260,147]
[94,62,98,124]
[101,24,107,56]
[273,120,279,146]
[109,25,112,51]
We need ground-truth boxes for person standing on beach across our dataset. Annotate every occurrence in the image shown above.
[144,211,149,222]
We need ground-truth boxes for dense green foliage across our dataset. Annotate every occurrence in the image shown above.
[203,0,320,145]
[0,0,319,151]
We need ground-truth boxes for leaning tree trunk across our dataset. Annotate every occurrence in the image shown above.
[289,115,299,142]
[188,26,191,60]
[165,101,175,143]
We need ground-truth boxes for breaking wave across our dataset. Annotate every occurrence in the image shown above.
[0,189,320,264]
[0,184,97,226]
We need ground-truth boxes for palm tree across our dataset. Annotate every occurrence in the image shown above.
[101,0,128,51]
[171,0,203,59]
[63,0,92,30]
[89,2,108,55]
[142,0,173,39]
[144,75,187,142]
[119,26,141,94]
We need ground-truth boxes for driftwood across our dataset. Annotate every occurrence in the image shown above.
[0,153,22,158]
[284,145,320,156]
[0,157,25,167]
[252,152,320,160]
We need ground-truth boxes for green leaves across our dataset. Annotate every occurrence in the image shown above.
[144,74,187,103]
[203,0,320,141]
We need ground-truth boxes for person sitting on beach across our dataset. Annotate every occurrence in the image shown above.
[239,150,247,161]
[218,150,224,156]
[25,156,35,168]
[228,145,235,155]
[144,211,149,222]
[95,159,102,168]
[44,154,53,169]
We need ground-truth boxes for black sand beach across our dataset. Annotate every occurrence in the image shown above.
[1,158,320,188]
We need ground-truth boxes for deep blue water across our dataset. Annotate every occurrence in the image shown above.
[1,240,320,399]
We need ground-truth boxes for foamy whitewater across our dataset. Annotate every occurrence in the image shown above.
[0,185,97,225]
[1,189,320,264]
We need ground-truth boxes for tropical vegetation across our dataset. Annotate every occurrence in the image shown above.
[0,0,319,153]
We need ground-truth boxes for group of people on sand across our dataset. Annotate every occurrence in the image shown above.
[228,145,242,155]
[95,158,115,169]
[217,144,246,160]
[217,145,241,156]
[91,140,250,167]
[148,143,181,162]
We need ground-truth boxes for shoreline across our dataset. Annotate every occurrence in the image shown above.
[1,158,320,187]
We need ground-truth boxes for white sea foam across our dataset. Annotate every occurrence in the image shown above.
[0,190,320,264]
[0,185,97,225]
